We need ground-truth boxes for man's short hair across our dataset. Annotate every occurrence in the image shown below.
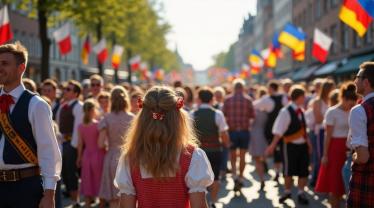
[0,41,28,66]
[198,87,214,103]
[89,74,104,86]
[267,80,279,92]
[42,78,58,90]
[233,78,245,90]
[360,62,374,89]
[290,85,305,101]
[68,80,82,96]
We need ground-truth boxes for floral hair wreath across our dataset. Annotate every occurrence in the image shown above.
[136,96,184,120]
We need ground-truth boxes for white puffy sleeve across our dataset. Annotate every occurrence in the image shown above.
[185,148,214,193]
[114,156,136,196]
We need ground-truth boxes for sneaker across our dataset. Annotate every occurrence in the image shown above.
[73,203,82,208]
[233,179,242,191]
[279,193,291,203]
[297,193,309,205]
[211,203,217,208]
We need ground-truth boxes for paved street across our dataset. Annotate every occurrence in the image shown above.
[63,154,331,208]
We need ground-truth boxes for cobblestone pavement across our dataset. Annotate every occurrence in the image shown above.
[63,155,333,208]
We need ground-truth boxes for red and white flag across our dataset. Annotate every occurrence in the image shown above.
[93,38,108,64]
[0,6,12,45]
[53,23,72,55]
[129,55,141,71]
[312,28,333,63]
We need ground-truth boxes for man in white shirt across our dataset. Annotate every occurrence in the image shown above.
[347,62,374,207]
[57,80,83,207]
[190,87,230,207]
[265,86,312,205]
[0,42,61,207]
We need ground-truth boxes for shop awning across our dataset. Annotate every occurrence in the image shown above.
[313,61,339,77]
[293,65,320,81]
[335,53,374,75]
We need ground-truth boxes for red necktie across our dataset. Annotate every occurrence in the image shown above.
[296,108,303,116]
[0,94,14,113]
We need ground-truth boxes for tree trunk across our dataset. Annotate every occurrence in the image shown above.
[96,20,103,76]
[38,0,50,81]
[126,48,132,85]
[112,33,119,84]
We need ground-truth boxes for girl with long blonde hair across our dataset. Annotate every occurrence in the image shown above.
[115,86,214,208]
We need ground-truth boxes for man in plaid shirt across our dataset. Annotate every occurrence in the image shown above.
[223,79,255,191]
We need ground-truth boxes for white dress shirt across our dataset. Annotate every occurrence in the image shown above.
[253,94,288,112]
[190,104,229,132]
[0,84,62,190]
[272,103,305,144]
[56,99,83,148]
[114,148,214,195]
[349,92,374,148]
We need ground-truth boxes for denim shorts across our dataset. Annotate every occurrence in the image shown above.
[229,130,250,150]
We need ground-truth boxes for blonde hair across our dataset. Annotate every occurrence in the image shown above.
[83,99,97,124]
[122,86,198,178]
[111,86,130,113]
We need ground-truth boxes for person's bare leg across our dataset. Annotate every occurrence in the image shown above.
[230,150,237,179]
[70,190,79,205]
[284,176,293,191]
[109,199,119,208]
[98,198,106,208]
[329,194,342,208]
[239,149,246,179]
[254,157,265,182]
[297,177,307,191]
[84,196,92,208]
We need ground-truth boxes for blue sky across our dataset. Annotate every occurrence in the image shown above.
[159,0,257,70]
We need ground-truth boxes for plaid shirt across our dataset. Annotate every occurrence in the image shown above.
[222,92,255,131]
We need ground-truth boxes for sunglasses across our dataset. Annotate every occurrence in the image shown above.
[91,83,101,87]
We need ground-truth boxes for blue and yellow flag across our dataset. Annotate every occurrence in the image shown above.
[279,23,306,61]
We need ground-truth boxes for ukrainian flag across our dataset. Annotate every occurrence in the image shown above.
[278,23,306,51]
[279,23,306,61]
[339,0,374,37]
[249,49,263,68]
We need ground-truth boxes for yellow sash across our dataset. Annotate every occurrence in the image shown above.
[0,112,38,164]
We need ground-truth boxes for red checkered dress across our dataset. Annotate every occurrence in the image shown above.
[130,146,194,208]
[222,93,255,131]
[348,97,374,207]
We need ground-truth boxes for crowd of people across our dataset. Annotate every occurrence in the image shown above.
[1,41,374,208]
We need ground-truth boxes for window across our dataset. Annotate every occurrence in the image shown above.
[315,0,321,19]
[341,23,350,51]
[330,24,337,54]
[353,32,361,48]
[323,0,329,13]
[365,23,373,44]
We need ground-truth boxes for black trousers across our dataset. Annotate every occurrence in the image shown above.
[61,141,79,192]
[0,175,43,208]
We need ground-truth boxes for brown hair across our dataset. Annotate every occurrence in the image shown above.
[318,79,335,101]
[82,99,97,124]
[111,86,130,113]
[360,62,374,89]
[340,82,358,101]
[198,86,214,103]
[22,78,37,92]
[290,85,305,101]
[122,86,198,178]
[98,91,110,101]
[0,41,28,66]
[42,78,58,90]
[89,74,104,86]
[328,89,340,106]
[67,80,82,96]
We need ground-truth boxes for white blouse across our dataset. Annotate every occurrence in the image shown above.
[114,148,214,195]
[324,105,350,138]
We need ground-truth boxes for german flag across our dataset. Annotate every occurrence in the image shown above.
[81,35,90,65]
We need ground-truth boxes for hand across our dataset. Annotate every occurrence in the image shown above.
[265,144,275,157]
[39,190,55,208]
[76,158,81,168]
[223,141,231,148]
[321,156,328,166]
[307,141,313,155]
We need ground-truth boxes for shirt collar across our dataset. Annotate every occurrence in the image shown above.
[199,103,212,109]
[0,84,25,101]
[290,102,301,110]
[363,92,374,102]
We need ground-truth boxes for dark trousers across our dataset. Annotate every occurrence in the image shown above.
[62,141,79,192]
[0,175,43,208]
